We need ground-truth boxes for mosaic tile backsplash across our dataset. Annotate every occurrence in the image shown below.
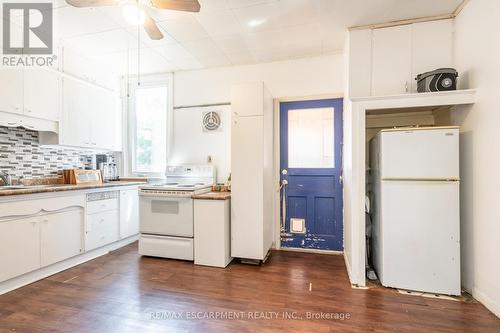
[0,126,115,180]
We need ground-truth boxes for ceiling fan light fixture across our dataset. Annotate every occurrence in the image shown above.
[122,4,146,26]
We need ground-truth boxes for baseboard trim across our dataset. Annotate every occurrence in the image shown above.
[279,247,343,255]
[343,251,355,286]
[0,235,138,296]
[472,287,500,318]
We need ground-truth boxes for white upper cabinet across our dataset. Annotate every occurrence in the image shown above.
[231,82,264,117]
[372,25,413,96]
[411,19,454,92]
[62,46,118,91]
[59,77,122,150]
[23,69,61,121]
[349,19,454,97]
[0,68,23,115]
[61,77,93,147]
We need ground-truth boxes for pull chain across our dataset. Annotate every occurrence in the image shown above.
[137,2,141,86]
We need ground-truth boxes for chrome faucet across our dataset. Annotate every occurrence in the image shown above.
[0,171,12,186]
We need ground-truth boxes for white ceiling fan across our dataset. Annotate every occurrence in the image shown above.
[65,0,201,40]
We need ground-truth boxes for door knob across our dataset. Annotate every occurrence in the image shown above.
[281,169,288,175]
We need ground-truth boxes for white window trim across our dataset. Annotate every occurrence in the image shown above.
[123,73,173,178]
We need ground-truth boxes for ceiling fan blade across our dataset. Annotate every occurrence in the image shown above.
[143,11,164,40]
[150,0,200,12]
[65,0,119,7]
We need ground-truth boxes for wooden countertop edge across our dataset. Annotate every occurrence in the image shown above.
[0,181,146,197]
[191,192,231,200]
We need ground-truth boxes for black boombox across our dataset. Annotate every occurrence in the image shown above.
[415,68,458,92]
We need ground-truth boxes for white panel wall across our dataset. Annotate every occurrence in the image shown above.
[173,54,344,107]
[453,0,500,317]
[169,105,231,183]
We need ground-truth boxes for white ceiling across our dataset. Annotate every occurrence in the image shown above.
[5,0,463,75]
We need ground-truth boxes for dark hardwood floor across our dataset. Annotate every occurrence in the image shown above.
[0,242,498,333]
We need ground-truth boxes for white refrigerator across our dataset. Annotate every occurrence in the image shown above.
[370,126,461,295]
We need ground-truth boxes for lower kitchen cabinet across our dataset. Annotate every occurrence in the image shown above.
[40,209,84,267]
[0,188,139,287]
[194,198,232,268]
[0,217,41,283]
[119,189,139,239]
[86,210,120,251]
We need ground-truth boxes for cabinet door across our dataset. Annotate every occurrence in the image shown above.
[230,116,264,259]
[372,25,412,96]
[24,68,61,121]
[0,68,23,115]
[86,210,119,251]
[0,217,41,282]
[119,189,139,239]
[61,78,92,147]
[63,47,96,83]
[231,82,264,117]
[89,87,120,150]
[411,19,454,92]
[40,209,83,267]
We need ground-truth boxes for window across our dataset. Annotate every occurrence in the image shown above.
[288,107,334,168]
[129,78,171,176]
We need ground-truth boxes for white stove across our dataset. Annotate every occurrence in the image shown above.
[138,165,216,261]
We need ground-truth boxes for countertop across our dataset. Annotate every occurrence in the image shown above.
[192,191,231,200]
[0,181,146,197]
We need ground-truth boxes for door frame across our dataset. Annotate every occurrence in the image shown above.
[273,93,344,253]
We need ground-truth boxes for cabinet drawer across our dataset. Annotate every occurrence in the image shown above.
[139,235,193,261]
[85,210,119,251]
[87,198,119,214]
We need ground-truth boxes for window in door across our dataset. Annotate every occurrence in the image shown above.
[131,85,168,174]
[287,107,334,168]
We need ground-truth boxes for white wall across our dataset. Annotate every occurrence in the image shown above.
[173,54,344,107]
[171,54,344,183]
[453,0,500,317]
[169,105,231,183]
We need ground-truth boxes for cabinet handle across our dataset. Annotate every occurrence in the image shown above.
[405,81,409,93]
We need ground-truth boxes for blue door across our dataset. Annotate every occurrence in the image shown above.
[280,98,343,251]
